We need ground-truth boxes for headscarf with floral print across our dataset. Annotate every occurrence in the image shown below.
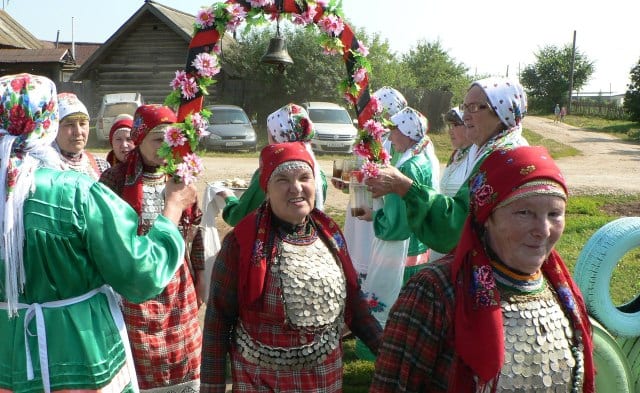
[472,77,527,129]
[0,73,60,316]
[449,146,594,392]
[235,142,358,311]
[266,103,324,210]
[122,104,177,229]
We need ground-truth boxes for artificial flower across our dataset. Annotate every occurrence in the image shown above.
[192,52,221,78]
[196,8,215,28]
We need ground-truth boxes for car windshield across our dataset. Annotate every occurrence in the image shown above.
[103,103,139,117]
[210,109,250,124]
[308,109,352,124]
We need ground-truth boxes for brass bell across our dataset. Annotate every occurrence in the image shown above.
[261,36,294,72]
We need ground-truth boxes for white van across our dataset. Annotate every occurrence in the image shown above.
[303,102,358,154]
[94,93,144,142]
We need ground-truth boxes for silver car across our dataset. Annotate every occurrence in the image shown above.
[94,92,143,142]
[203,105,257,152]
[303,102,358,154]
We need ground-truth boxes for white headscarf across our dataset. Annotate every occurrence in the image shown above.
[0,74,60,316]
[472,77,527,128]
[372,86,407,118]
[57,92,89,121]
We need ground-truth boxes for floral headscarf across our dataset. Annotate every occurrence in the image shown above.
[266,103,324,210]
[266,103,315,143]
[450,146,594,392]
[372,86,407,118]
[472,77,527,128]
[0,73,60,316]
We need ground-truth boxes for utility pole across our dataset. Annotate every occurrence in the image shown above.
[568,30,576,114]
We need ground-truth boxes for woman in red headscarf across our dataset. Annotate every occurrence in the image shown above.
[100,104,205,392]
[369,146,594,393]
[201,142,382,393]
[105,113,134,166]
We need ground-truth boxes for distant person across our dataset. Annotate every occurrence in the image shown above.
[54,92,110,178]
[560,105,567,122]
[0,73,197,392]
[366,77,529,254]
[213,103,327,226]
[554,103,561,123]
[105,113,134,166]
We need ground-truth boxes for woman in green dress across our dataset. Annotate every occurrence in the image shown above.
[0,74,196,392]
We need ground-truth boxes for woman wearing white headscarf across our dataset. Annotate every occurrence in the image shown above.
[0,73,197,392]
[355,107,434,359]
[215,103,328,227]
[366,77,528,255]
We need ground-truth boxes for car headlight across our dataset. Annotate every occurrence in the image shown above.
[208,133,222,140]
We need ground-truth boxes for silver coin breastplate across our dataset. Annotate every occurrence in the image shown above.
[498,284,584,392]
[278,238,346,328]
[140,181,165,228]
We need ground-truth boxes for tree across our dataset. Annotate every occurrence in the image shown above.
[624,58,640,121]
[520,44,594,113]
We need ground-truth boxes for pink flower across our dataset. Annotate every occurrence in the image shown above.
[175,162,197,185]
[378,149,391,165]
[363,119,386,139]
[317,14,344,36]
[196,8,215,28]
[353,67,367,84]
[343,92,356,105]
[353,141,372,159]
[356,40,369,57]
[190,112,208,136]
[292,8,316,25]
[249,0,274,7]
[362,161,381,178]
[183,152,204,174]
[180,77,199,99]
[315,0,329,7]
[322,46,340,56]
[192,53,220,78]
[226,3,247,18]
[212,43,222,55]
[170,70,187,90]
[370,96,383,115]
[164,126,187,147]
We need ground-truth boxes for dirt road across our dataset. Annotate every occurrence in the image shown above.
[197,115,640,207]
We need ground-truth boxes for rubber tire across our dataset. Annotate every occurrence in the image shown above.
[591,317,633,393]
[616,335,640,393]
[573,217,640,337]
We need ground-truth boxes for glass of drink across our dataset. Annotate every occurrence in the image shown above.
[332,159,343,179]
[342,159,355,182]
[349,181,372,217]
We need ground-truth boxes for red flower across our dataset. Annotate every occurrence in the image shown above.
[10,75,29,93]
[172,143,192,160]
[299,118,311,134]
[8,104,28,135]
[44,99,55,112]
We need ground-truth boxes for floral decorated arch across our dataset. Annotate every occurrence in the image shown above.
[160,0,390,183]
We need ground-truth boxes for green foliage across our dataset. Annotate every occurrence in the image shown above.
[624,58,640,122]
[520,44,594,112]
[559,115,640,141]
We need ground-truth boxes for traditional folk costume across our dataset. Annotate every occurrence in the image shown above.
[106,114,134,166]
[0,74,186,393]
[202,142,381,393]
[402,77,529,254]
[370,146,595,392]
[221,103,327,227]
[54,92,109,179]
[100,105,203,392]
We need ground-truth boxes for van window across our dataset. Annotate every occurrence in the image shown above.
[103,103,139,117]
[308,109,352,124]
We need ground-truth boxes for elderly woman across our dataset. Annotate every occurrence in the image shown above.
[369,146,595,392]
[105,113,134,166]
[201,142,382,392]
[0,75,197,392]
[215,103,327,226]
[54,92,110,178]
[100,104,205,392]
[439,107,473,197]
[367,77,528,254]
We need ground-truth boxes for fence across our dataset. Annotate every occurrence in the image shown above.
[570,100,627,120]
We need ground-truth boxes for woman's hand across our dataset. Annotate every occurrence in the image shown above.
[355,206,373,221]
[365,166,413,198]
[163,178,198,225]
[331,177,349,194]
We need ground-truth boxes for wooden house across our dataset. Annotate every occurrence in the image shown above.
[71,0,238,117]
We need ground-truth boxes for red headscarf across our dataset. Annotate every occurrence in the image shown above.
[451,146,594,392]
[235,142,359,312]
[106,114,134,166]
[121,104,177,229]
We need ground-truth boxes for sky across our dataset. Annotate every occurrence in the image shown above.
[4,0,638,94]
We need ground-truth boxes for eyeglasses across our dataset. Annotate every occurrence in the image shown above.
[462,102,490,114]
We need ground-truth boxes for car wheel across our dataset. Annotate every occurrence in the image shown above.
[573,217,640,337]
